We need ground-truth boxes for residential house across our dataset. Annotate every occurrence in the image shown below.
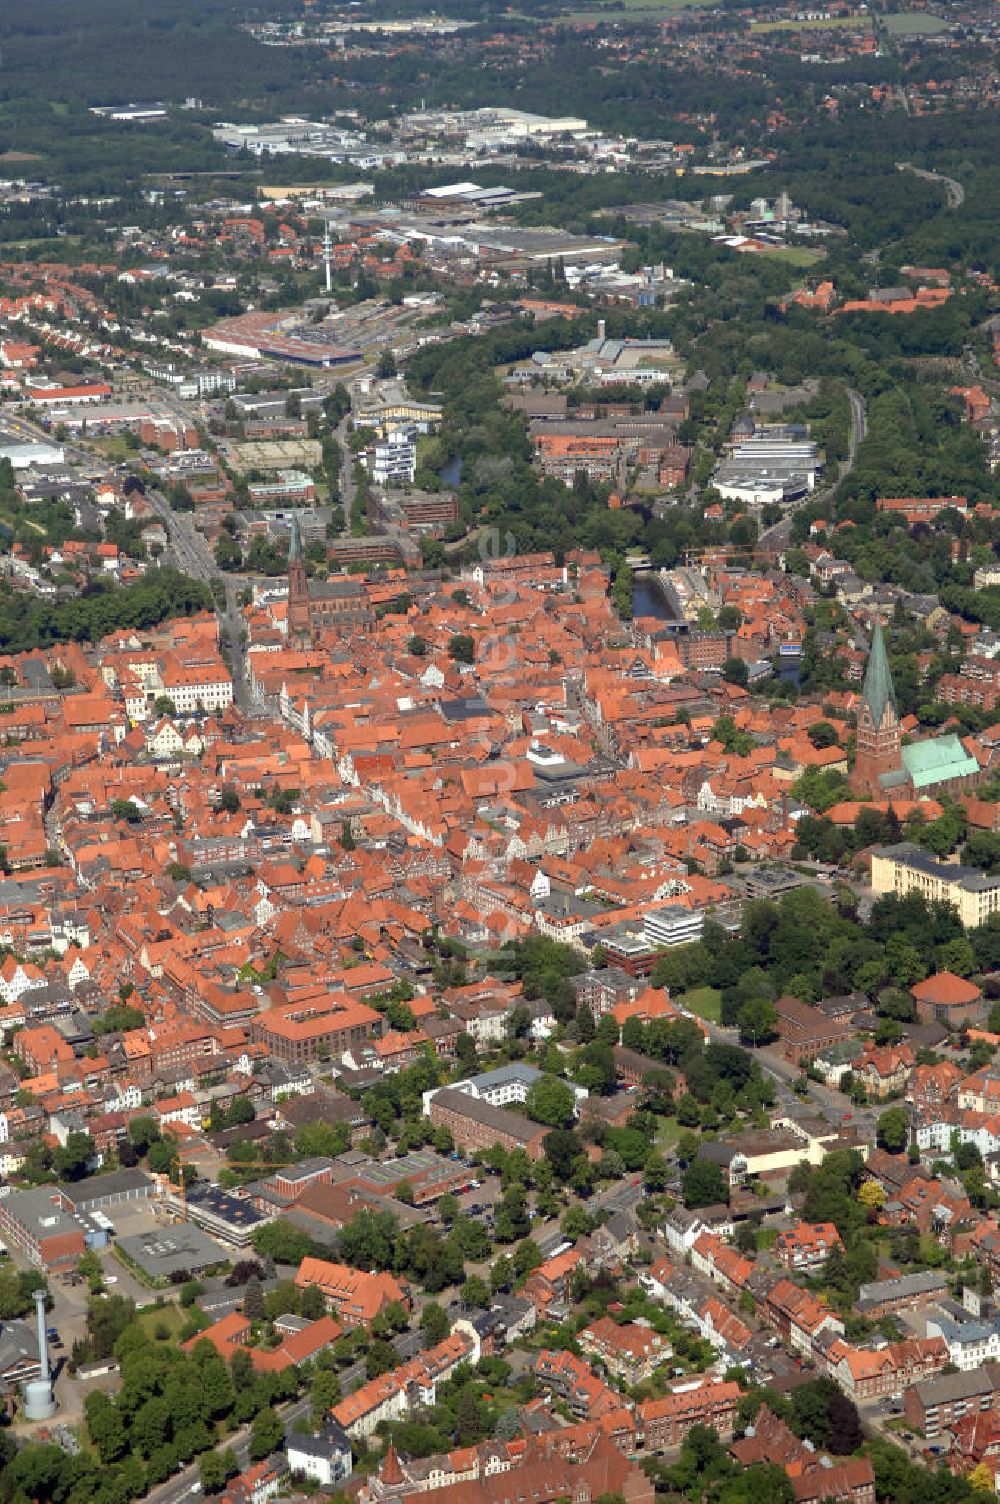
[578,1317,671,1385]
[830,1335,948,1400]
[773,1222,843,1275]
[765,1279,845,1357]
[534,1349,621,1420]
[285,1420,353,1487]
[638,1380,741,1450]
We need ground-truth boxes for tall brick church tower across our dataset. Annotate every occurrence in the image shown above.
[851,619,903,795]
[287,515,312,647]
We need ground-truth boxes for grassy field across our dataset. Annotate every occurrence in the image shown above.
[657,1116,685,1149]
[678,986,722,1023]
[136,1303,186,1341]
[766,246,826,267]
[88,435,138,461]
[883,10,948,34]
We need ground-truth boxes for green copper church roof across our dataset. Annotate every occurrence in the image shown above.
[861,619,896,727]
[902,734,979,790]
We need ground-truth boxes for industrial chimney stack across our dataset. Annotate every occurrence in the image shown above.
[23,1288,56,1420]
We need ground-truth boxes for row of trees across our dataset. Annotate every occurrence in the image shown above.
[0,567,212,653]
[84,1317,296,1481]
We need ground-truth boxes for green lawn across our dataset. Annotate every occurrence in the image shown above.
[657,1116,685,1150]
[88,435,138,461]
[883,10,948,34]
[678,987,722,1023]
[766,246,826,268]
[136,1303,186,1341]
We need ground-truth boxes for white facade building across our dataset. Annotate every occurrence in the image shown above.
[371,428,417,486]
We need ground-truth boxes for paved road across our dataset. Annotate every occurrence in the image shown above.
[846,387,867,468]
[757,514,793,554]
[814,386,865,498]
[5,409,254,711]
[896,161,964,209]
[142,488,252,713]
[6,412,97,469]
[690,1015,880,1142]
[146,489,215,581]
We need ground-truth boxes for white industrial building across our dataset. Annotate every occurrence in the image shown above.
[0,441,65,471]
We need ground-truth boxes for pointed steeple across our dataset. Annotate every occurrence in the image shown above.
[382,1443,404,1486]
[286,512,312,646]
[288,513,303,564]
[861,618,896,728]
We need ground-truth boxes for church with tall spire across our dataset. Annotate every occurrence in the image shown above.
[850,619,903,795]
[850,618,982,798]
[286,514,313,648]
[283,514,374,647]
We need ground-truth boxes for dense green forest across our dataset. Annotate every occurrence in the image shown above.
[0,0,305,107]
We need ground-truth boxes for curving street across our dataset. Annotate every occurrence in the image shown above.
[896,161,965,210]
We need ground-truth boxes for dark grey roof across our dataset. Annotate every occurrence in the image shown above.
[285,1419,352,1459]
[491,1295,534,1329]
[440,696,491,722]
[857,1269,948,1308]
[875,842,1000,894]
[910,1367,1000,1405]
[431,1087,538,1143]
[117,1223,226,1277]
[0,1318,39,1377]
[696,1141,736,1167]
[60,1167,153,1208]
[185,1183,265,1228]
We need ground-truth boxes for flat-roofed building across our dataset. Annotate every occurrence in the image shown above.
[871,842,1000,929]
[0,1187,86,1271]
[184,1183,270,1248]
[331,1148,472,1206]
[118,1223,228,1282]
[59,1167,153,1213]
